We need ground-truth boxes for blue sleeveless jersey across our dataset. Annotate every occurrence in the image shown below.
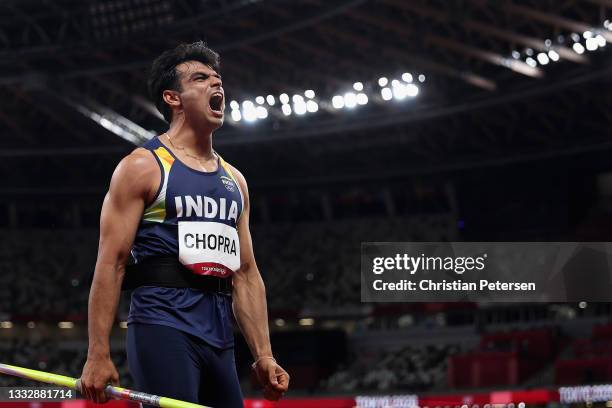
[127,136,244,349]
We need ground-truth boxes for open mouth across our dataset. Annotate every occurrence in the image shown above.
[209,93,224,114]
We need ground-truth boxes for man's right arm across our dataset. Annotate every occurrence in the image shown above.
[80,148,158,403]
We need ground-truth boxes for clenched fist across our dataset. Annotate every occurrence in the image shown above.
[252,357,289,401]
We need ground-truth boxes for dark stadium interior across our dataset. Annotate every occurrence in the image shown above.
[1,0,612,407]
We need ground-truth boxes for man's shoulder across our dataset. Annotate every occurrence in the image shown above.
[122,147,158,171]
[111,147,159,187]
[222,160,246,184]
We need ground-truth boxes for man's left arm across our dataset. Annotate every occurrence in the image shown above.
[230,167,290,401]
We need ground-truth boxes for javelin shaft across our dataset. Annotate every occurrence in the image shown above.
[0,363,210,408]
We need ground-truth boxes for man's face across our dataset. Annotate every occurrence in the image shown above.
[175,60,224,128]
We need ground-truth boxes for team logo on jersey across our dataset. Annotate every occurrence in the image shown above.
[220,176,236,192]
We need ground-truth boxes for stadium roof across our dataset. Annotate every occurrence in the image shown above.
[1,0,610,193]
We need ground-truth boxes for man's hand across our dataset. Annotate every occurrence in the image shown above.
[252,358,290,401]
[80,355,119,404]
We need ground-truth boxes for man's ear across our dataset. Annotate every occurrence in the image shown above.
[162,90,181,109]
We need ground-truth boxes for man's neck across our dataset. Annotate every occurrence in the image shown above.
[166,118,215,158]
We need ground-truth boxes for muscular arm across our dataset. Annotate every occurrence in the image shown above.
[81,149,158,403]
[230,167,290,400]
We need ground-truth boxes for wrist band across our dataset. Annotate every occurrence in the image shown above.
[251,356,276,370]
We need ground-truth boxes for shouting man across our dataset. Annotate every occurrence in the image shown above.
[80,41,289,407]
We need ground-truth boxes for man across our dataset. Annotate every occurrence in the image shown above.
[80,41,289,407]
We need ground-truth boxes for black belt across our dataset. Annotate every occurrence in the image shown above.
[123,256,232,295]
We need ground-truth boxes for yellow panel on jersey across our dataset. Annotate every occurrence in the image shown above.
[218,156,237,184]
[142,146,175,223]
[155,146,175,171]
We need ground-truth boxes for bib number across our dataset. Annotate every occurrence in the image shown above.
[178,221,241,277]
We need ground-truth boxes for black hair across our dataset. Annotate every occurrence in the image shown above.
[147,41,221,122]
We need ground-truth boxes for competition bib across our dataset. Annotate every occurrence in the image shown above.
[178,221,241,277]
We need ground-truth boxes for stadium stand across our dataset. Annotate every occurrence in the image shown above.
[556,324,612,385]
[0,213,457,319]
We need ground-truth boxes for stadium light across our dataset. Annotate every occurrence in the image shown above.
[537,53,550,65]
[381,87,392,101]
[548,50,560,61]
[306,100,319,113]
[344,92,357,108]
[256,106,268,119]
[393,85,407,100]
[226,66,437,122]
[332,95,344,109]
[58,322,74,329]
[505,21,612,72]
[406,84,419,97]
[586,37,598,51]
[242,101,257,122]
[356,93,368,105]
[293,102,307,115]
[299,318,315,326]
[242,110,256,122]
[525,57,537,67]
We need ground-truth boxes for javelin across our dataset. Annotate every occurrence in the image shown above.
[0,363,210,408]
